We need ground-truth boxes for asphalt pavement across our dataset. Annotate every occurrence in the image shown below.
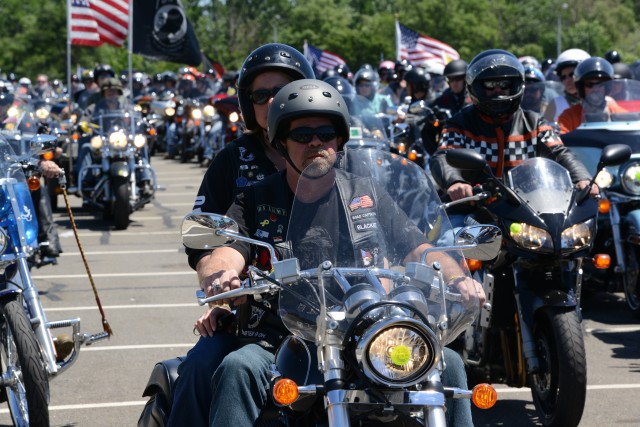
[0,155,637,426]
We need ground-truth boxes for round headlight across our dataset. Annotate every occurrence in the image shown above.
[203,105,215,116]
[134,104,143,112]
[164,107,175,117]
[35,108,49,120]
[509,222,553,251]
[356,318,438,387]
[621,162,640,195]
[7,107,18,118]
[229,111,239,123]
[108,131,128,149]
[90,136,103,150]
[133,134,147,148]
[0,228,7,255]
[191,108,202,120]
[595,169,614,189]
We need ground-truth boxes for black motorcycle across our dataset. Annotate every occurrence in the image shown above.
[444,145,630,427]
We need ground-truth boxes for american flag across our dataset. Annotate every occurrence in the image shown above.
[303,42,347,76]
[349,195,374,211]
[69,0,129,47]
[396,22,459,67]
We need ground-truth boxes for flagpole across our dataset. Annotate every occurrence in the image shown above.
[395,17,401,62]
[66,0,73,113]
[127,0,133,104]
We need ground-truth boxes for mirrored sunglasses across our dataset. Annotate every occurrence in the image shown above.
[482,80,513,90]
[249,86,283,105]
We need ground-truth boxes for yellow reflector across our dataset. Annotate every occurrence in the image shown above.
[273,378,299,405]
[472,383,497,409]
[598,199,610,214]
[27,176,41,191]
[593,254,611,270]
[466,258,483,271]
[390,345,412,366]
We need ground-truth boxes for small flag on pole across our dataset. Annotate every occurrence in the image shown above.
[304,42,347,76]
[396,21,459,66]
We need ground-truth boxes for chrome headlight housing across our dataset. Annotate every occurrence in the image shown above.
[133,134,147,148]
[0,228,7,256]
[35,108,50,121]
[620,162,640,195]
[509,222,553,251]
[355,318,438,388]
[108,130,128,149]
[561,219,594,252]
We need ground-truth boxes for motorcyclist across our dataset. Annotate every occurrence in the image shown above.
[353,67,393,114]
[521,66,546,113]
[431,59,472,116]
[420,58,446,101]
[429,49,598,210]
[202,78,484,427]
[85,64,116,107]
[75,70,98,110]
[543,48,590,123]
[557,57,627,134]
[605,49,622,65]
[166,43,316,427]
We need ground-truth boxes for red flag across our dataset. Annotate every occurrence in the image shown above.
[69,0,129,47]
[396,22,459,66]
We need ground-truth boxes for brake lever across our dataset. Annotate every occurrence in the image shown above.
[196,283,281,306]
[443,191,491,210]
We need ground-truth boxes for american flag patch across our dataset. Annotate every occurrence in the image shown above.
[349,195,374,211]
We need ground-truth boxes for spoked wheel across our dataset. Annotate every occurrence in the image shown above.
[113,177,131,230]
[0,298,49,427]
[622,244,640,317]
[529,308,586,427]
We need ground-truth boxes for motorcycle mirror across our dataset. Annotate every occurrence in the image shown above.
[408,100,429,115]
[598,143,631,168]
[445,148,487,171]
[455,225,502,261]
[181,212,239,249]
[29,134,57,155]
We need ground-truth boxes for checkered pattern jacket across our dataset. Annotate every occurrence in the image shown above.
[429,106,591,191]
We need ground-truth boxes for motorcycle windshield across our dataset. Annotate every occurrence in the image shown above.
[506,157,573,214]
[279,149,477,348]
[345,94,390,151]
[580,80,640,124]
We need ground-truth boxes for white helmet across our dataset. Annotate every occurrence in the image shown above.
[555,48,590,76]
[420,58,445,76]
[18,77,31,86]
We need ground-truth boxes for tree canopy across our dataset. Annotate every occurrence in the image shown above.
[1,0,639,80]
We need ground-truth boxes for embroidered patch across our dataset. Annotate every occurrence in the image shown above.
[257,204,287,216]
[355,221,378,232]
[349,195,374,211]
[236,176,248,187]
[239,146,255,162]
[248,305,266,328]
[255,229,269,238]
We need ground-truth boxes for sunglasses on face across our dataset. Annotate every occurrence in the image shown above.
[448,76,465,82]
[560,72,574,81]
[583,80,604,89]
[357,82,373,88]
[482,80,512,90]
[286,126,338,144]
[249,86,283,105]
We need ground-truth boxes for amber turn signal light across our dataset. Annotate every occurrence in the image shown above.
[593,254,611,270]
[472,383,497,409]
[43,151,53,161]
[27,176,41,191]
[466,258,483,271]
[273,378,299,406]
[408,151,418,161]
[598,199,611,214]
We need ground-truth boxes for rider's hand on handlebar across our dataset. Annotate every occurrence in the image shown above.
[449,277,486,307]
[201,269,247,307]
[39,160,62,179]
[576,180,600,198]
[447,182,474,201]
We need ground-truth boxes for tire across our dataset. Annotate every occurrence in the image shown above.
[529,308,586,427]
[0,298,49,427]
[113,178,131,230]
[622,244,640,317]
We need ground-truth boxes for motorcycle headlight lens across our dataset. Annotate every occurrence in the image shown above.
[561,219,594,251]
[509,222,553,251]
[35,108,49,120]
[7,107,18,118]
[621,162,640,195]
[229,111,239,123]
[109,131,128,149]
[358,321,437,387]
[203,105,215,117]
[90,136,103,150]
[191,108,202,120]
[133,134,147,148]
[595,169,614,189]
[0,229,7,255]
[164,107,175,117]
[134,104,143,112]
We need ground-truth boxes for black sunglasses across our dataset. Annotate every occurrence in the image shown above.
[286,126,338,144]
[583,81,604,89]
[249,86,283,105]
[560,72,574,81]
[482,80,513,90]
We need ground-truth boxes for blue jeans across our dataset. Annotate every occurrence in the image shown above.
[442,347,473,427]
[167,332,239,427]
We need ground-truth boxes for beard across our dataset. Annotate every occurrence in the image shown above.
[301,149,336,178]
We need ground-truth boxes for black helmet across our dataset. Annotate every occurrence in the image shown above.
[319,69,338,80]
[574,57,614,97]
[0,92,14,107]
[444,59,467,78]
[334,64,351,79]
[323,76,356,111]
[267,79,350,147]
[93,64,115,82]
[612,62,633,80]
[161,71,178,84]
[524,66,545,82]
[467,49,525,119]
[404,67,431,94]
[541,58,555,73]
[605,50,621,64]
[237,43,314,132]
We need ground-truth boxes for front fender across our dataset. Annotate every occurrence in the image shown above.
[517,287,577,326]
[0,288,21,303]
[110,161,130,178]
[623,210,640,241]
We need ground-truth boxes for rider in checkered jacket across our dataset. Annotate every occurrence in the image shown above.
[429,49,597,203]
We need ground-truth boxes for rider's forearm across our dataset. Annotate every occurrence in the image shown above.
[406,243,467,283]
[195,246,245,290]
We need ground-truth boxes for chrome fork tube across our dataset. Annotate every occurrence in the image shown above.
[322,344,350,427]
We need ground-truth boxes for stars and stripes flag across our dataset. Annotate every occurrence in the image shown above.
[69,0,129,47]
[303,42,347,76]
[395,21,459,66]
[349,195,375,211]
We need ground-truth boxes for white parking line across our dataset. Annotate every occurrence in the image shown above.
[585,326,640,333]
[32,271,194,279]
[46,303,196,311]
[60,248,182,256]
[495,383,640,393]
[82,343,194,351]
